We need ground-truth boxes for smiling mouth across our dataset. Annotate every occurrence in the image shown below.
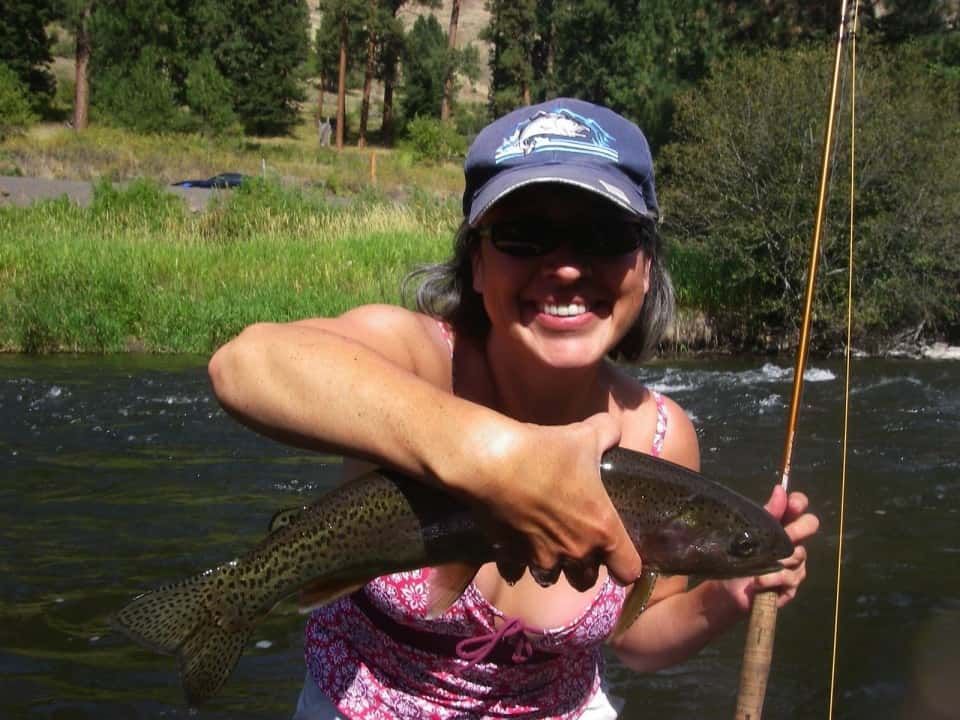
[540,302,588,317]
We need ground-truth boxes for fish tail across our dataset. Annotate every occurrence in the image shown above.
[113,574,250,705]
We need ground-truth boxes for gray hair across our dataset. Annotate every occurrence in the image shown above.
[404,220,675,363]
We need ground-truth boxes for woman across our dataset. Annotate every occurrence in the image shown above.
[208,98,818,719]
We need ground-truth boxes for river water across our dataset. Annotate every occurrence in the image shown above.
[1,355,958,720]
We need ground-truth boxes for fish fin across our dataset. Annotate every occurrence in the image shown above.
[113,576,216,655]
[425,563,480,619]
[113,571,248,704]
[179,622,251,706]
[609,569,658,642]
[268,505,307,534]
[297,579,367,613]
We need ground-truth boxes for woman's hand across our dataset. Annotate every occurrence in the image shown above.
[721,486,820,612]
[462,412,643,591]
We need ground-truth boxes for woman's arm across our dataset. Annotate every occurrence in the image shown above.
[209,305,485,476]
[609,398,819,672]
[207,306,643,585]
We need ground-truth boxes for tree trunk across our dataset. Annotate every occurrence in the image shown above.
[543,4,556,100]
[440,0,461,122]
[358,6,377,148]
[73,3,92,131]
[382,53,395,145]
[336,16,348,150]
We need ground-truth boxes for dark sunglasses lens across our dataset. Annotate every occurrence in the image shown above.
[490,222,557,257]
[487,220,646,257]
[576,222,644,256]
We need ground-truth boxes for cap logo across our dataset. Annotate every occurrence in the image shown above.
[494,108,619,165]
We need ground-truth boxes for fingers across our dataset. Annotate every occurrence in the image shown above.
[786,491,810,518]
[765,487,820,544]
[495,555,526,585]
[492,529,529,585]
[479,416,636,591]
[561,555,601,592]
[778,544,807,570]
[784,511,820,544]
[749,545,808,607]
[529,563,563,587]
[604,520,643,586]
[763,483,788,520]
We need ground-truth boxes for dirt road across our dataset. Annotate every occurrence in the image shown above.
[0,176,217,212]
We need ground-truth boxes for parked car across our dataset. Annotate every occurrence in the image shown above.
[171,172,248,189]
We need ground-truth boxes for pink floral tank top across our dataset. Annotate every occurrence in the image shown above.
[304,323,669,719]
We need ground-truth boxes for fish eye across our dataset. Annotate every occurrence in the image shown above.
[730,530,759,558]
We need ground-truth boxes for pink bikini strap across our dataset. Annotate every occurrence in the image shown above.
[437,320,455,357]
[651,390,668,458]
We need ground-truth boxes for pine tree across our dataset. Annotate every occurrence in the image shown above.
[379,0,407,145]
[440,0,461,121]
[379,1,439,145]
[0,0,56,108]
[482,0,537,116]
[200,0,310,135]
[72,2,93,130]
[402,14,448,119]
[90,0,309,135]
[88,0,194,129]
[551,0,728,148]
[53,0,95,130]
[318,0,366,148]
[359,0,399,147]
[401,11,478,122]
[314,8,359,126]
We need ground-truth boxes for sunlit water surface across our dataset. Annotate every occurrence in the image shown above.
[2,355,958,720]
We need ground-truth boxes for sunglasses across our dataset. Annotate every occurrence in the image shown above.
[477,218,651,258]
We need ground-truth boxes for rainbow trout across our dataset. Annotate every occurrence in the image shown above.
[114,447,792,704]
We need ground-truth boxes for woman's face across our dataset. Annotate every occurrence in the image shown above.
[471,186,651,369]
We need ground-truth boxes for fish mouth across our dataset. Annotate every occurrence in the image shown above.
[704,561,784,580]
[753,561,786,576]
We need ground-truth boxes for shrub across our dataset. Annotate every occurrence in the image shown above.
[0,63,36,140]
[401,116,467,164]
[660,41,960,347]
[453,101,491,141]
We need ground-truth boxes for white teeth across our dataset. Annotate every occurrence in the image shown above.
[542,303,587,317]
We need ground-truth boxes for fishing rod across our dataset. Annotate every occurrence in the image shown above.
[733,1,853,717]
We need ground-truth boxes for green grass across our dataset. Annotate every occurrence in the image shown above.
[0,178,457,353]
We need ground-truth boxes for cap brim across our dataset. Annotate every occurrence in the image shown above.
[467,163,653,226]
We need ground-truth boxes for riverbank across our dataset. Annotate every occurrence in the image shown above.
[0,178,455,353]
[2,176,956,357]
[660,310,960,361]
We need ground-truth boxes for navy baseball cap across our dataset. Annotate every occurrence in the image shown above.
[463,98,659,226]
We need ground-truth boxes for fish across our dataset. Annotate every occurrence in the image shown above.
[113,447,793,705]
[518,111,590,154]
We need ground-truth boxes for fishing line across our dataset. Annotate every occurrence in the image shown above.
[734,2,853,716]
[829,1,860,717]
